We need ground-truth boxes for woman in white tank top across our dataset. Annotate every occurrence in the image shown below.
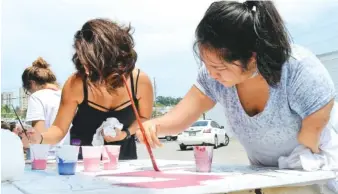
[21,57,70,157]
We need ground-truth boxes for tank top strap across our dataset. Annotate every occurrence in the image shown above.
[135,69,141,95]
[130,70,139,110]
[130,72,136,100]
[82,76,88,102]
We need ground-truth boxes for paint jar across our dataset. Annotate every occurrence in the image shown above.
[56,145,79,175]
[30,144,50,170]
[102,145,121,170]
[193,146,214,173]
[81,146,103,172]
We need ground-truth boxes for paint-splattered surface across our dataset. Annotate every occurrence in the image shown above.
[2,160,336,194]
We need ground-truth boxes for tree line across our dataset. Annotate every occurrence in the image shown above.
[1,96,181,120]
[152,96,182,118]
[1,105,26,119]
[155,96,182,107]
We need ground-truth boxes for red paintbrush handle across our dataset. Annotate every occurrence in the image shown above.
[122,75,160,171]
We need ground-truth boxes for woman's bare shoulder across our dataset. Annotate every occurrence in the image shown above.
[62,73,84,103]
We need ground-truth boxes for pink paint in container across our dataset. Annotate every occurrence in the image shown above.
[30,144,50,170]
[102,145,121,170]
[81,146,103,172]
[193,146,214,173]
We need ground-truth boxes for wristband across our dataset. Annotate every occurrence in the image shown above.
[125,129,131,139]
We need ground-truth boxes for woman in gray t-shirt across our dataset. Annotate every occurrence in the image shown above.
[137,0,338,171]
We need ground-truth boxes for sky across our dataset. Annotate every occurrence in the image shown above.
[1,0,338,100]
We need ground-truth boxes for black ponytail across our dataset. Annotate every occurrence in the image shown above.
[249,1,292,85]
[194,0,292,86]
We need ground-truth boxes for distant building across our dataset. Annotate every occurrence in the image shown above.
[317,50,338,99]
[1,92,14,107]
[19,87,29,110]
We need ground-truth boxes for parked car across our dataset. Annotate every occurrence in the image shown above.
[135,133,178,142]
[158,134,178,141]
[164,134,178,141]
[177,119,230,150]
[157,134,166,139]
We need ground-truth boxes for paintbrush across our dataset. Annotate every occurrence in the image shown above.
[122,75,160,171]
[11,104,30,140]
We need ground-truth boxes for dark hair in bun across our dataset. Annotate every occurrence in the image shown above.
[22,57,57,91]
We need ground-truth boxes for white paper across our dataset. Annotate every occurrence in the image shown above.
[1,130,25,181]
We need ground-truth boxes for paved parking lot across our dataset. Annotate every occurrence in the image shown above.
[137,138,250,165]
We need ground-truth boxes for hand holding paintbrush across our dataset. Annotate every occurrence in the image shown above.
[11,105,44,147]
[18,127,43,148]
[122,75,160,171]
[11,105,30,140]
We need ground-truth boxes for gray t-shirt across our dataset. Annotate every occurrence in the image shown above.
[195,45,336,167]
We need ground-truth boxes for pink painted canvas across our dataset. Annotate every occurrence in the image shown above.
[98,170,222,189]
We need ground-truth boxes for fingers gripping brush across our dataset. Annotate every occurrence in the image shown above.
[12,104,30,141]
[122,75,160,171]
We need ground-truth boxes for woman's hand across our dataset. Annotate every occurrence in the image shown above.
[12,125,21,135]
[17,127,42,148]
[298,131,321,153]
[103,129,126,142]
[136,120,162,148]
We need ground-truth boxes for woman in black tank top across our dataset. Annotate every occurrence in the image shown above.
[20,19,154,161]
[71,69,141,160]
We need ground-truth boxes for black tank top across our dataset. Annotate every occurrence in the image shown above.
[70,70,140,160]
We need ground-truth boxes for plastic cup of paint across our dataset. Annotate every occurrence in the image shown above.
[193,146,214,173]
[81,146,103,172]
[30,144,50,170]
[102,145,121,170]
[56,145,80,175]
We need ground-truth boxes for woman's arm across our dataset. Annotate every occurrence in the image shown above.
[137,85,216,147]
[137,66,218,147]
[155,85,216,135]
[298,99,334,153]
[287,53,336,153]
[31,121,46,133]
[40,75,81,144]
[154,66,218,135]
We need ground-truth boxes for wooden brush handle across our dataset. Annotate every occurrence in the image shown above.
[122,75,160,171]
